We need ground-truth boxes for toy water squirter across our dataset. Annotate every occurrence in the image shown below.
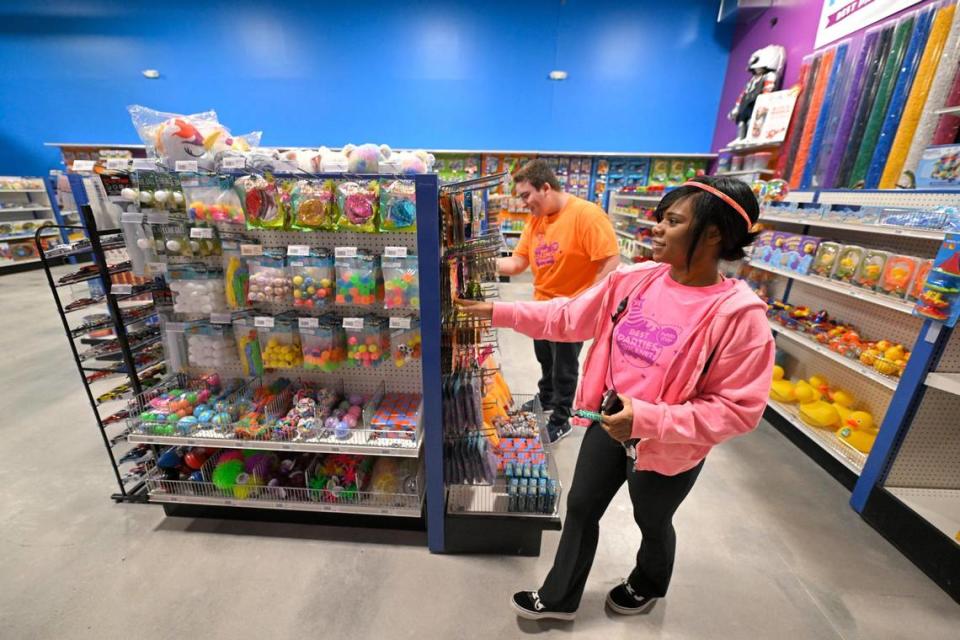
[769,365,797,403]
[798,382,841,430]
[836,411,878,454]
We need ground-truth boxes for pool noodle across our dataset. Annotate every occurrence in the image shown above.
[880,2,956,188]
[820,30,880,188]
[848,15,917,188]
[932,63,960,143]
[801,43,849,189]
[900,2,960,179]
[790,48,837,189]
[836,25,895,188]
[866,6,935,188]
[779,57,817,180]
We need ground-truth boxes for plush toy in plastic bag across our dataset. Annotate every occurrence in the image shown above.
[392,150,436,175]
[344,143,391,173]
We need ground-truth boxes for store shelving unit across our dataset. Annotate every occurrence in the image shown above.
[0,176,71,272]
[607,190,662,263]
[755,188,959,601]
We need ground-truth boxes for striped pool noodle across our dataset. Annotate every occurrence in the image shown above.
[900,2,960,179]
[836,26,895,188]
[779,56,818,180]
[932,64,960,143]
[880,2,957,188]
[866,5,935,188]
[821,30,880,188]
[790,48,837,189]
[848,15,916,187]
[801,42,849,189]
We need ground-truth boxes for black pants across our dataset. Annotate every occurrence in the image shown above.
[533,339,583,426]
[539,423,704,612]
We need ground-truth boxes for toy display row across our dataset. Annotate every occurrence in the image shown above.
[778,2,960,189]
[170,251,419,314]
[174,314,421,373]
[769,367,878,454]
[0,177,44,191]
[128,104,435,176]
[753,230,933,300]
[495,410,558,514]
[767,299,911,378]
[136,376,420,445]
[762,201,960,233]
[155,447,419,504]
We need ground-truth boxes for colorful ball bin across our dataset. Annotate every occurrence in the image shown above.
[288,252,335,310]
[382,255,419,309]
[335,252,379,306]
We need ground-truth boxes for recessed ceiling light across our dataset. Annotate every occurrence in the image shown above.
[548,70,568,81]
[142,69,160,79]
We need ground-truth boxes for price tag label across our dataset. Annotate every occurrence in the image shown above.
[335,246,358,258]
[342,317,364,330]
[121,211,145,223]
[210,313,233,324]
[175,160,198,173]
[112,284,133,295]
[165,322,186,331]
[383,246,408,258]
[298,317,319,329]
[389,317,412,330]
[221,157,246,170]
[325,159,348,173]
[132,159,156,171]
[254,316,275,328]
[147,262,168,276]
[287,244,310,257]
[289,260,304,267]
[105,159,128,170]
[72,160,96,172]
[146,211,170,225]
[241,244,263,256]
[190,227,214,239]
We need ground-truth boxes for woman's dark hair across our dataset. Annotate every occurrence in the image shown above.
[654,175,760,266]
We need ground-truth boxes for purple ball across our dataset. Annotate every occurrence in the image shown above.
[324,416,339,429]
[348,394,364,406]
[334,420,351,439]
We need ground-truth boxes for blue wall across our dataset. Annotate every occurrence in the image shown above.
[0,1,732,176]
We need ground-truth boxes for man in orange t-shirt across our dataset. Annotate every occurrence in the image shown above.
[497,160,619,442]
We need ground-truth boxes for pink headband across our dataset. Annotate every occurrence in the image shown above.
[681,181,753,230]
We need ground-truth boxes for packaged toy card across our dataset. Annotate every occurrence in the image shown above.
[259,316,303,369]
[288,251,334,310]
[344,315,387,368]
[335,252,379,306]
[811,242,841,278]
[879,255,919,298]
[380,179,417,232]
[300,317,346,372]
[247,251,290,305]
[336,180,379,233]
[390,319,421,368]
[290,179,336,231]
[222,241,251,310]
[236,174,285,230]
[833,245,865,283]
[908,259,933,301]
[184,176,245,225]
[913,234,960,326]
[853,249,890,290]
[382,255,419,309]
[233,319,264,376]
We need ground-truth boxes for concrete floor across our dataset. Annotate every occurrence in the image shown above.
[1,266,958,639]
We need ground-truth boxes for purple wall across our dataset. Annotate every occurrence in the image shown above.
[711,1,822,151]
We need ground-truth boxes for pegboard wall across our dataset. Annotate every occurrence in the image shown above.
[801,227,942,259]
[936,330,960,373]
[885,387,960,489]
[816,191,960,209]
[787,281,922,349]
[776,338,893,421]
[242,228,419,254]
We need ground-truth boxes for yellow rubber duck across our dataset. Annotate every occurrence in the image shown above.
[830,389,857,422]
[769,366,797,403]
[837,411,877,454]
[799,385,841,429]
[808,375,830,396]
[794,380,820,404]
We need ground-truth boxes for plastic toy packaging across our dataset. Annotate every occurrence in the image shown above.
[913,234,960,326]
[379,179,417,231]
[908,259,934,301]
[878,255,919,298]
[159,222,193,258]
[187,223,222,257]
[369,458,419,496]
[233,319,264,376]
[335,252,379,306]
[167,265,228,314]
[810,242,841,278]
[184,176,245,225]
[390,319,422,367]
[288,251,335,310]
[258,317,303,369]
[832,246,865,283]
[136,171,186,215]
[290,179,337,231]
[336,180,379,233]
[221,242,250,310]
[309,454,373,502]
[852,249,890,289]
[236,174,285,230]
[345,315,387,368]
[247,251,291,305]
[382,255,419,309]
[299,317,346,372]
[187,323,239,369]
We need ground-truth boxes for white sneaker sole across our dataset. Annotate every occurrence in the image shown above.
[511,600,576,621]
[605,593,658,615]
[549,426,572,444]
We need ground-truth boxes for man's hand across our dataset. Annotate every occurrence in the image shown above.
[455,298,494,319]
[600,394,633,443]
[497,255,529,276]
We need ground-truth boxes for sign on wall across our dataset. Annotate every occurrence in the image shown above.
[815,0,923,48]
[744,88,799,146]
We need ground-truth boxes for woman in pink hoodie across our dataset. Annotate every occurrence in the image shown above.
[457,176,775,621]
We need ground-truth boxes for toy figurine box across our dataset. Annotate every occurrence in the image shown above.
[916,144,960,189]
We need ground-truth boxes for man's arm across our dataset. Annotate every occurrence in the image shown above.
[594,254,620,283]
[497,254,530,276]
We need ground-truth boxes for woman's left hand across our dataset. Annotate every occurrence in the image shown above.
[600,394,634,443]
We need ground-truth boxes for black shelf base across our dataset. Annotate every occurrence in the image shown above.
[763,406,858,490]
[160,502,427,533]
[444,512,561,556]
[861,487,959,604]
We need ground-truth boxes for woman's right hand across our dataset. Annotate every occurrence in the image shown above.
[454,298,494,319]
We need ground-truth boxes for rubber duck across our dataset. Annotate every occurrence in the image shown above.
[799,388,841,430]
[793,380,820,405]
[770,368,797,403]
[808,375,830,396]
[837,411,877,454]
[830,389,857,422]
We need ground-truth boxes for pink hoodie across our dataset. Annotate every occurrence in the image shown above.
[492,262,775,475]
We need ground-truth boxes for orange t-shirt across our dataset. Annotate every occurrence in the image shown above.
[514,195,619,301]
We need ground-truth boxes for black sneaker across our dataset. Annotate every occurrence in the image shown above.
[605,580,658,615]
[511,591,576,621]
[547,421,572,444]
[521,394,553,414]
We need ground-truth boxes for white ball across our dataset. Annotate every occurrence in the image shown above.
[136,238,151,250]
[154,190,169,204]
[121,188,139,201]
[139,191,153,204]
[172,191,184,205]
[166,240,182,253]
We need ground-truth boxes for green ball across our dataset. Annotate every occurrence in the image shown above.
[166,413,180,425]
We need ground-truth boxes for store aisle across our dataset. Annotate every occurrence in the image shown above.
[1,269,958,640]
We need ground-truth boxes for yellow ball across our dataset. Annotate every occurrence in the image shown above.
[293,275,304,286]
